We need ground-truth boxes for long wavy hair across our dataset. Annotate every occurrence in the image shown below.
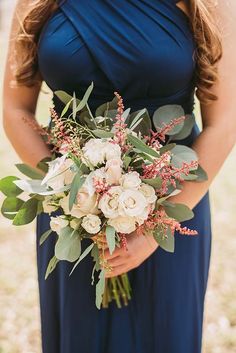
[12,0,222,104]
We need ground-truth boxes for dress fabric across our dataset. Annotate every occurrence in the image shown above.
[36,1,212,352]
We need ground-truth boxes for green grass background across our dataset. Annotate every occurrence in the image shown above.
[0,1,235,352]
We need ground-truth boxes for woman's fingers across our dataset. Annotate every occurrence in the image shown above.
[105,264,131,278]
[101,246,128,260]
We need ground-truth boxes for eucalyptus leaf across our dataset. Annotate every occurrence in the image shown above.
[95,96,118,117]
[153,226,175,252]
[15,163,44,179]
[69,242,95,275]
[126,110,151,136]
[91,245,101,271]
[171,145,198,169]
[39,229,53,245]
[159,143,176,155]
[191,164,208,182]
[92,130,114,138]
[69,174,86,211]
[75,81,94,112]
[163,202,194,222]
[153,104,185,135]
[13,198,39,225]
[45,255,59,279]
[0,176,22,197]
[55,227,81,262]
[54,90,79,106]
[170,113,195,140]
[96,269,106,309]
[127,134,159,158]
[61,97,73,117]
[142,177,162,188]
[1,197,24,220]
[129,108,147,129]
[105,225,116,255]
[36,157,51,173]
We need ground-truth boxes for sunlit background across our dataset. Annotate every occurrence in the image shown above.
[0,1,235,352]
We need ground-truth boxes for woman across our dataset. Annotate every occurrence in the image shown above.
[2,0,236,352]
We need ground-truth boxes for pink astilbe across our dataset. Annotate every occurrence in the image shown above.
[92,176,109,195]
[136,207,198,237]
[113,91,128,149]
[149,116,186,143]
[119,233,128,251]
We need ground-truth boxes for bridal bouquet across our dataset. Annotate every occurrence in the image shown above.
[0,82,207,309]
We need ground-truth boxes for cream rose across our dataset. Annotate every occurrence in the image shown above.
[120,171,142,189]
[98,186,123,219]
[81,214,101,234]
[108,216,136,234]
[50,216,69,234]
[118,189,147,217]
[71,187,100,218]
[105,159,122,185]
[139,183,157,204]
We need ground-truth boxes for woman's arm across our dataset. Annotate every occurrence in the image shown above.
[2,0,52,169]
[167,0,236,209]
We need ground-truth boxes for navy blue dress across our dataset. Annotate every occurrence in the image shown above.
[36,1,212,352]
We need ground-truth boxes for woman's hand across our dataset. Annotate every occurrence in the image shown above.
[99,232,159,278]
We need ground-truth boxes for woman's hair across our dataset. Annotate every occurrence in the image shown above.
[12,0,222,104]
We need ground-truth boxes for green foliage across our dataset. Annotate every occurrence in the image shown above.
[1,197,24,220]
[12,198,39,225]
[153,104,185,135]
[69,242,95,275]
[163,201,194,222]
[69,174,86,211]
[127,134,159,158]
[170,113,195,140]
[96,269,106,309]
[39,229,53,246]
[171,145,198,169]
[142,177,162,188]
[55,227,81,262]
[159,143,176,155]
[92,130,114,138]
[0,176,22,197]
[15,163,44,179]
[153,226,175,252]
[45,255,59,279]
[105,225,116,255]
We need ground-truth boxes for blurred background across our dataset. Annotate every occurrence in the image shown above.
[0,1,235,352]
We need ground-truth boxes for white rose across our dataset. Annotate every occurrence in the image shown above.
[71,187,100,218]
[50,216,69,234]
[70,218,81,230]
[103,141,121,160]
[135,204,154,225]
[118,189,147,217]
[108,216,136,234]
[82,139,106,166]
[105,159,122,185]
[81,214,101,234]
[139,183,157,204]
[42,196,58,214]
[120,171,142,189]
[98,186,123,219]
[43,156,75,190]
